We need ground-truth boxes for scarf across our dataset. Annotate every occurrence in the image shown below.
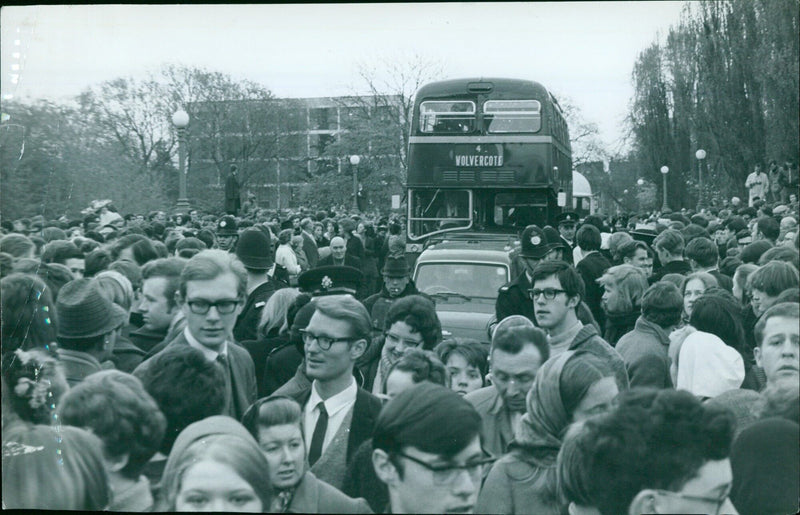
[270,489,295,513]
[676,331,744,398]
[372,339,399,395]
[512,351,575,467]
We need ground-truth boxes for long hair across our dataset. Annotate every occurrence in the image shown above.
[1,273,58,353]
[161,434,272,511]
[598,265,648,313]
[2,424,111,510]
[257,288,300,338]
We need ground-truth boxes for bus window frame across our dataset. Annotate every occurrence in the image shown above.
[407,188,474,241]
[419,100,477,134]
[483,99,542,134]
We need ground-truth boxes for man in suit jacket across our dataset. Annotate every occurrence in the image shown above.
[316,236,362,269]
[134,249,257,421]
[300,217,320,268]
[273,294,382,490]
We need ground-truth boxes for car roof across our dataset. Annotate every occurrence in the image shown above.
[416,240,517,265]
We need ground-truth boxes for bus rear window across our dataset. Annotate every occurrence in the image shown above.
[419,101,476,133]
[484,100,541,133]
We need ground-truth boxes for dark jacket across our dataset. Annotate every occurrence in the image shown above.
[649,259,692,284]
[277,381,382,466]
[576,251,611,331]
[133,331,257,421]
[110,336,146,374]
[287,470,372,514]
[240,330,288,398]
[233,278,285,342]
[363,280,423,332]
[301,231,320,269]
[615,316,673,388]
[495,272,535,324]
[709,269,734,293]
[316,254,362,270]
[603,309,640,346]
[129,325,168,354]
[342,439,387,513]
[225,174,241,215]
[263,342,303,396]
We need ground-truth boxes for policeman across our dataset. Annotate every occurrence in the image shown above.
[493,225,552,334]
[216,215,239,252]
[557,211,579,250]
[297,265,364,297]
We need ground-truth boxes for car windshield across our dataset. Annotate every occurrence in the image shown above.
[416,263,508,300]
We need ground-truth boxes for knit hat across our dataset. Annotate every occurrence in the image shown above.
[235,228,273,270]
[56,279,128,338]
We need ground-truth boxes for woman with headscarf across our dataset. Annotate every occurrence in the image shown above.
[157,415,272,512]
[475,350,620,514]
[675,331,745,400]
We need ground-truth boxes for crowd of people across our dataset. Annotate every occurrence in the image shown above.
[1,191,798,514]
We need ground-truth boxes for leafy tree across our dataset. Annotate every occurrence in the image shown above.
[627,0,798,207]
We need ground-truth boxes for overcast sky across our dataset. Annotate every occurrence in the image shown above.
[1,2,688,150]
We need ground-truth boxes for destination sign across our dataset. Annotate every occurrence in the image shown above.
[454,154,503,167]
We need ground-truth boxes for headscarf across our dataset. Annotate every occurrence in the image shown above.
[676,331,745,398]
[513,350,574,466]
[730,418,800,515]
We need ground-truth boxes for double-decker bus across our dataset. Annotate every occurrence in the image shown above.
[406,78,572,254]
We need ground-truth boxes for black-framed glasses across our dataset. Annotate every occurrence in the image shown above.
[300,329,354,351]
[186,298,241,315]
[528,288,567,300]
[651,488,731,515]
[395,451,495,486]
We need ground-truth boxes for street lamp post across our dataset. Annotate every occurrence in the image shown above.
[660,165,669,211]
[172,109,190,212]
[350,155,360,212]
[696,149,706,210]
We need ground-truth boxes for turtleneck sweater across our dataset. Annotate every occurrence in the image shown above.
[546,320,583,358]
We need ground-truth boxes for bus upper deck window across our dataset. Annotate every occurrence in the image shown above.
[419,101,476,133]
[484,100,541,133]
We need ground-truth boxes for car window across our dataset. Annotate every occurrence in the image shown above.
[416,263,508,299]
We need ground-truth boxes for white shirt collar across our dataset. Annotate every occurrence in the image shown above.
[184,327,228,362]
[307,376,357,417]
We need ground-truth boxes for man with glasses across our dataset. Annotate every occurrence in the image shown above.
[465,316,549,458]
[134,249,257,420]
[531,261,628,387]
[274,294,382,490]
[373,381,490,514]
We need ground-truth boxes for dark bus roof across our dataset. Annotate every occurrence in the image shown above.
[414,78,551,101]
